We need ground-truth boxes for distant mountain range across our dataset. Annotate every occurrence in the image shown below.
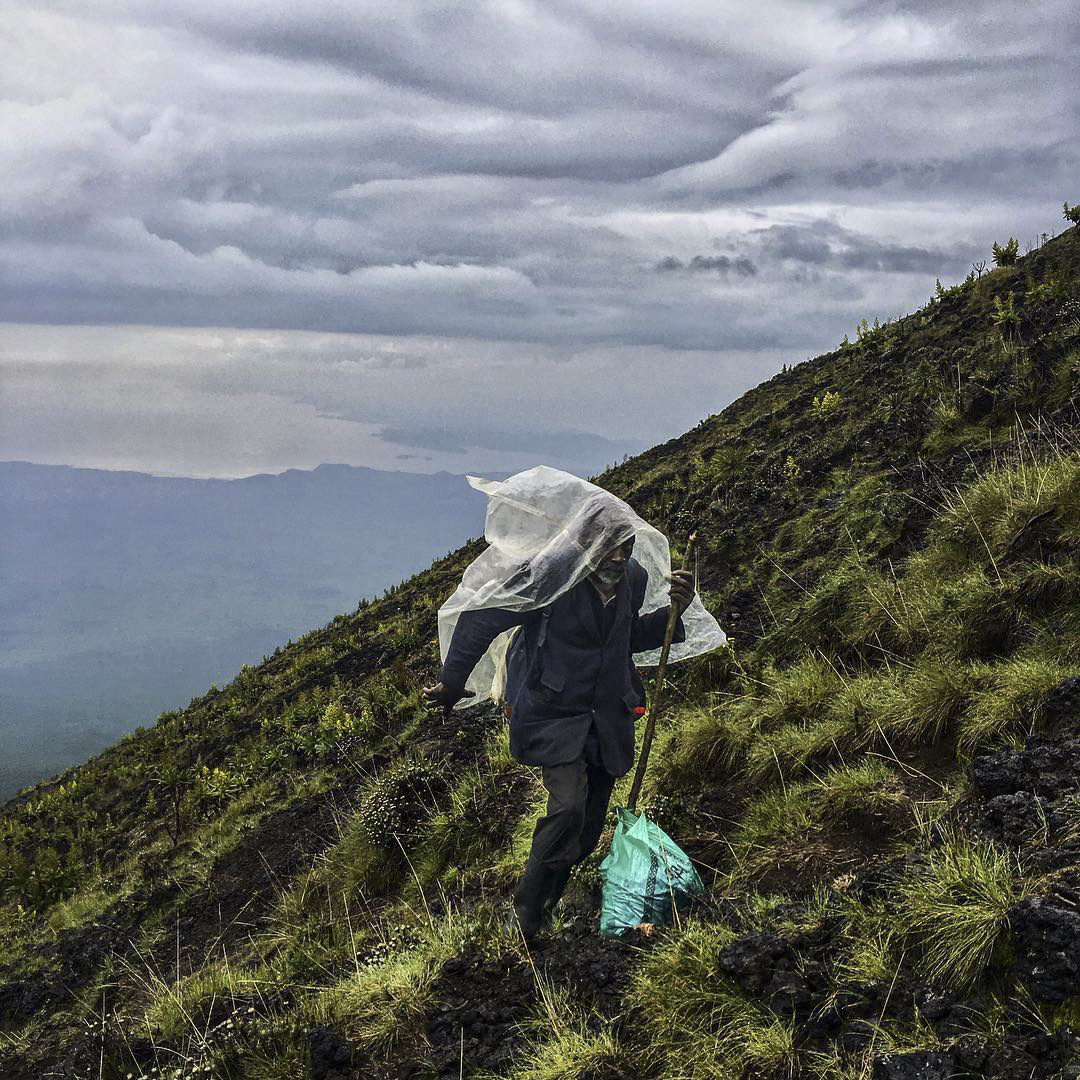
[0,460,490,799]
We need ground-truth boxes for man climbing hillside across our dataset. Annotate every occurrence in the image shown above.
[421,466,725,940]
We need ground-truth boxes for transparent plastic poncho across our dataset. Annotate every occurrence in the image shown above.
[436,465,728,708]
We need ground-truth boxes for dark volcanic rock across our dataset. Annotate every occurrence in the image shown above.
[307,1026,356,1080]
[973,732,1080,803]
[537,917,636,1015]
[424,920,638,1080]
[872,1050,956,1080]
[911,987,990,1040]
[987,1045,1055,1080]
[854,853,930,902]
[972,727,1080,850]
[1043,676,1080,725]
[717,931,790,993]
[763,968,814,1011]
[1010,893,1080,1004]
[425,952,534,1078]
[981,791,1051,845]
[1034,843,1080,872]
[0,972,63,1023]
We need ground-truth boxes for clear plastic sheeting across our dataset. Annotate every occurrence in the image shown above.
[437,465,728,708]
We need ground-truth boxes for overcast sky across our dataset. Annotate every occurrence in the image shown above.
[2,1,1076,478]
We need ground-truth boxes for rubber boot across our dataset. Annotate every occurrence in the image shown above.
[540,866,572,927]
[509,856,559,942]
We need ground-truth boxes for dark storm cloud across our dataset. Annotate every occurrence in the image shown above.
[6,0,1077,352]
[749,220,947,274]
[656,255,758,276]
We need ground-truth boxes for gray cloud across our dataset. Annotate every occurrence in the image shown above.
[748,220,948,274]
[656,255,758,276]
[0,323,780,478]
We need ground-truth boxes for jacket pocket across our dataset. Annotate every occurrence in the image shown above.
[539,669,565,692]
[532,666,565,705]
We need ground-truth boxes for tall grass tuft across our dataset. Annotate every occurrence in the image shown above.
[895,830,1033,989]
[306,909,469,1060]
[955,653,1069,756]
[892,659,984,745]
[484,978,629,1080]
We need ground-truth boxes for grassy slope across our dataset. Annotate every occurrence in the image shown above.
[2,219,1080,1079]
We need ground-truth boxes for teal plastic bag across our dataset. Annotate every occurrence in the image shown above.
[599,807,705,937]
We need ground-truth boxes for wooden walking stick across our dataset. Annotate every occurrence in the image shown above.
[626,531,697,813]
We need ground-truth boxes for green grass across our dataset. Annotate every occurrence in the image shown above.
[895,829,1035,989]
[931,453,1080,563]
[139,958,266,1045]
[955,651,1070,756]
[891,658,980,745]
[835,897,903,987]
[304,908,473,1064]
[4,225,1080,1080]
[814,759,908,824]
[414,723,530,890]
[628,921,799,1079]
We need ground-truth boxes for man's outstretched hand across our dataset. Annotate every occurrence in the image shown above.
[668,568,695,617]
[421,681,475,716]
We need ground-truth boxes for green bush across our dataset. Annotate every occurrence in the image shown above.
[358,756,445,850]
[812,389,842,420]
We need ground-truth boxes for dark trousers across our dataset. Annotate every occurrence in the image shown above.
[528,756,617,872]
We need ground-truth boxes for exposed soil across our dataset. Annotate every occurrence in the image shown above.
[421,916,644,1079]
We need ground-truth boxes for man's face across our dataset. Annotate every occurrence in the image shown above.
[589,538,633,588]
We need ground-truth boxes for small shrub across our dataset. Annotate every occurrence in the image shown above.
[992,238,1019,266]
[1064,201,1080,226]
[812,389,842,420]
[289,646,335,680]
[935,273,976,301]
[991,292,1021,346]
[359,756,444,850]
[1028,275,1068,306]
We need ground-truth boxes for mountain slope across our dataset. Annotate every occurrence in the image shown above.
[0,461,491,800]
[2,216,1080,1080]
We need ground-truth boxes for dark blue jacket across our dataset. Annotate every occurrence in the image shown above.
[439,557,684,776]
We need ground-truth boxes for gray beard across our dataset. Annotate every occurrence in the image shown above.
[590,565,625,588]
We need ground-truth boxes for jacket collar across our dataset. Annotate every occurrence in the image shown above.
[574,571,631,641]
